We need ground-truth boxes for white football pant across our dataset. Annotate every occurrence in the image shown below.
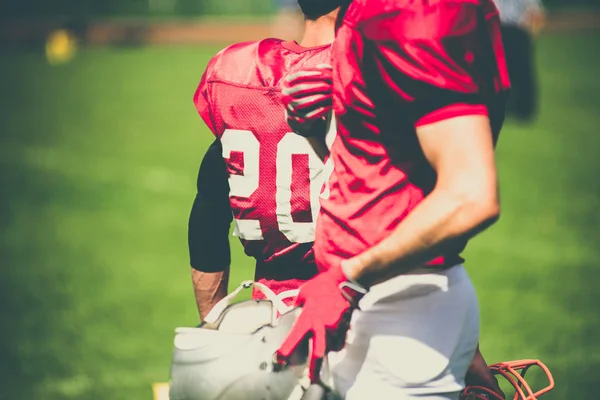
[328,264,479,400]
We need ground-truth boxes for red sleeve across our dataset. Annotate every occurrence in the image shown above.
[358,0,509,127]
[193,53,222,136]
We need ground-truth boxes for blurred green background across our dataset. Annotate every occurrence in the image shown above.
[0,0,599,399]
[0,0,598,17]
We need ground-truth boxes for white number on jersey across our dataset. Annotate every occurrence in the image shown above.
[220,129,326,243]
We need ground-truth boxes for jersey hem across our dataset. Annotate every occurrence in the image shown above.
[416,103,488,127]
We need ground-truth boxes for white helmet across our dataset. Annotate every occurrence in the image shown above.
[168,281,331,400]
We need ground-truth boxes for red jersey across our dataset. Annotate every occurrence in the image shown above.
[194,39,331,297]
[315,0,510,271]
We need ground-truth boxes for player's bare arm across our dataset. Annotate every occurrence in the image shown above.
[191,268,230,320]
[343,115,500,288]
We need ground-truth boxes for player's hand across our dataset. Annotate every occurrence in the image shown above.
[464,371,505,400]
[282,63,333,138]
[275,266,367,383]
[464,350,506,400]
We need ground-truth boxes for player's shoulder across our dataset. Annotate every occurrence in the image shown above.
[349,0,496,24]
[203,38,286,83]
[216,38,286,64]
[349,0,499,40]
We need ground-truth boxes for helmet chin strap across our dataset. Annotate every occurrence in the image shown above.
[203,280,295,324]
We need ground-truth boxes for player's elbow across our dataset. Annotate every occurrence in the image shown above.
[473,198,500,230]
[460,189,500,233]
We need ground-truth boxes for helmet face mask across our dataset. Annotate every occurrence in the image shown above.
[461,359,555,400]
[169,281,313,400]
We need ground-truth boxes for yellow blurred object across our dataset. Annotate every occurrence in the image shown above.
[152,382,170,400]
[45,29,78,65]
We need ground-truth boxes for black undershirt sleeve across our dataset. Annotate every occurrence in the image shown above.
[188,139,233,272]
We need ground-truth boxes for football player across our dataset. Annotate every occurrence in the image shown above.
[277,0,513,399]
[188,0,343,320]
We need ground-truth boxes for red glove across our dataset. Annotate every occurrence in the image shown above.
[275,266,367,383]
[281,63,333,138]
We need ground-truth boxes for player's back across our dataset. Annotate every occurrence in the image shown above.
[194,39,331,295]
[315,0,510,271]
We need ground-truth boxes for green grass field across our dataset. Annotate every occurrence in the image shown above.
[0,31,599,399]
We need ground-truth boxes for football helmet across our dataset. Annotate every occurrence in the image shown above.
[461,359,555,400]
[168,280,333,400]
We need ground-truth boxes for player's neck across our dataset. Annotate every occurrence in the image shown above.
[299,18,335,48]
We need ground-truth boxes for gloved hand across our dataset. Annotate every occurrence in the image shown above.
[275,266,367,383]
[281,63,333,138]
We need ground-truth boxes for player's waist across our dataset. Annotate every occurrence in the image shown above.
[359,264,468,310]
[251,274,311,305]
[398,263,457,275]
[313,212,465,274]
[255,248,318,282]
